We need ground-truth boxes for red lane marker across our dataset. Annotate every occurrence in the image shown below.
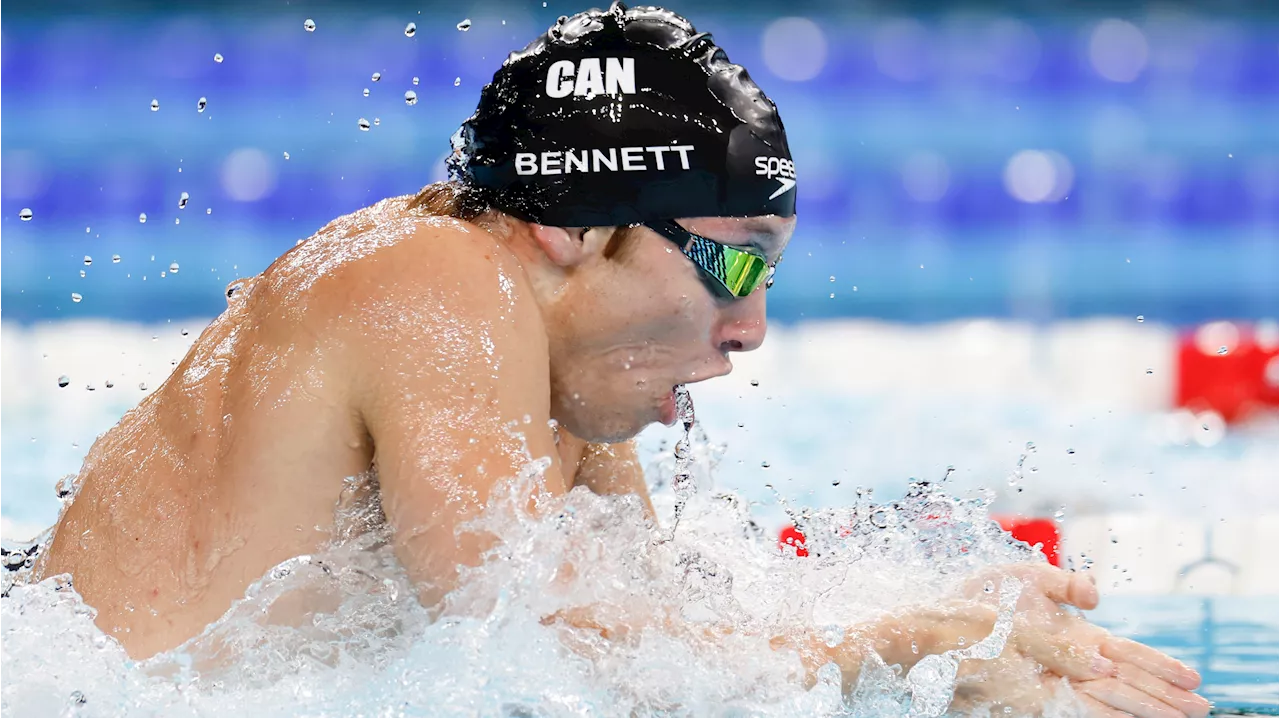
[778,524,808,557]
[995,515,1061,567]
[779,514,1061,567]
[1177,321,1279,424]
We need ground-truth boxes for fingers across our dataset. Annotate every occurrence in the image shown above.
[1077,677,1189,718]
[991,563,1101,610]
[1116,662,1212,718]
[1076,693,1133,718]
[1102,636,1202,691]
[1020,633,1116,681]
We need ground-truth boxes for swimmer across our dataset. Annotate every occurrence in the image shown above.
[37,4,1207,716]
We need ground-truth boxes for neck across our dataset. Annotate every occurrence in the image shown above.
[484,212,573,322]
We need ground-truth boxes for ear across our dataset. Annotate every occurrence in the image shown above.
[530,224,612,268]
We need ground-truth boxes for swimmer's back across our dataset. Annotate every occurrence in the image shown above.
[38,196,547,658]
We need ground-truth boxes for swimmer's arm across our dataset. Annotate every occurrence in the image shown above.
[567,438,656,520]
[545,604,912,692]
[346,225,571,607]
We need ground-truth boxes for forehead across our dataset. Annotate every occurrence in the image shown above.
[677,216,796,253]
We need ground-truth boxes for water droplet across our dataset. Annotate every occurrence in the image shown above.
[304,18,316,32]
[983,580,995,593]
[821,624,845,647]
[169,262,180,274]
[197,97,207,113]
[71,292,82,303]
[55,474,79,499]
[19,208,33,221]
[1136,315,1144,323]
[749,379,759,387]
[139,382,148,391]
[404,90,418,106]
[138,213,148,224]
[829,293,835,299]
[371,72,381,82]
[829,275,835,282]
[457,18,472,31]
[206,208,212,215]
[760,461,770,469]
[150,99,160,112]
[213,53,224,63]
[282,151,290,160]
[1110,535,1119,544]
[373,117,381,126]
[404,22,417,37]
[105,380,114,388]
[112,254,121,263]
[178,191,189,209]
[358,118,371,131]
[362,88,370,97]
[412,76,420,85]
[1145,367,1154,375]
[453,77,461,87]
[1217,346,1229,355]
[57,375,70,388]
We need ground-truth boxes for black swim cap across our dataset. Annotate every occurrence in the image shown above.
[448,1,796,227]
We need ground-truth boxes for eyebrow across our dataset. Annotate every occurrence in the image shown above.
[680,219,787,261]
[735,220,787,260]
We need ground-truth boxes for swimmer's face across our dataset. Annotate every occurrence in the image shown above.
[543,215,795,442]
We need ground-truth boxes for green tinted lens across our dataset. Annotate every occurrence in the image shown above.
[645,220,776,300]
[719,246,770,297]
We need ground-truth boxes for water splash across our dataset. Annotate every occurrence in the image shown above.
[3,412,1067,716]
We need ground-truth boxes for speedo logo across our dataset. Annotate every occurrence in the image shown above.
[755,156,797,200]
[516,145,694,176]
[546,58,635,98]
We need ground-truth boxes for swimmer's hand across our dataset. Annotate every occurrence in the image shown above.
[874,564,1209,717]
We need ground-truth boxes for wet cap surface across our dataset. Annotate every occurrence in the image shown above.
[449,1,796,226]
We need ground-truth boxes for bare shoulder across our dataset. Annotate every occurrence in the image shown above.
[279,210,550,415]
[329,213,545,356]
[249,202,542,356]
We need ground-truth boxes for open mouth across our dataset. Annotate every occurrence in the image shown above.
[660,386,679,426]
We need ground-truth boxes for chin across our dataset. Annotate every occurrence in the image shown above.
[557,406,650,444]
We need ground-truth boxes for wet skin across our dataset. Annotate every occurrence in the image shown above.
[37,192,792,659]
[33,191,1209,717]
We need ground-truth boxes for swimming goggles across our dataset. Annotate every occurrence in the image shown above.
[642,220,776,300]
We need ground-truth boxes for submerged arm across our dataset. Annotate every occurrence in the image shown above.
[564,436,656,520]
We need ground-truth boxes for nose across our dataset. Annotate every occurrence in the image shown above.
[715,287,768,354]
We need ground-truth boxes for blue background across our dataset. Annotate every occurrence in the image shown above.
[2,2,1276,324]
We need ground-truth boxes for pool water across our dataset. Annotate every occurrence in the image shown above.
[2,319,1277,715]
[1088,597,1279,716]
